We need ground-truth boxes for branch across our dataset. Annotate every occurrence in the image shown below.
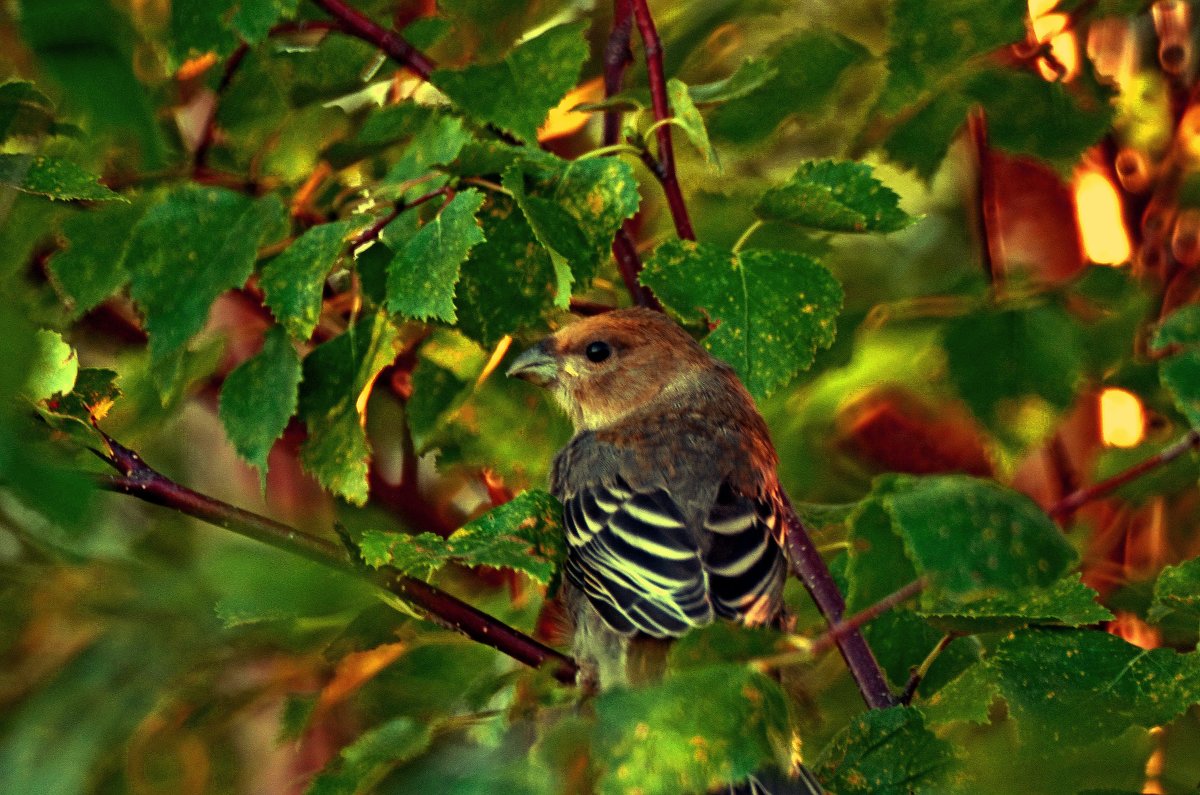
[968,109,1000,286]
[899,632,958,705]
[1048,429,1200,519]
[601,1,660,311]
[751,578,926,673]
[631,0,696,241]
[91,429,578,684]
[779,493,898,709]
[347,186,453,250]
[308,0,437,80]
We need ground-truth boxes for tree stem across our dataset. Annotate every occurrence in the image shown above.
[779,493,898,709]
[1049,429,1200,519]
[631,0,695,242]
[308,0,437,80]
[92,429,578,684]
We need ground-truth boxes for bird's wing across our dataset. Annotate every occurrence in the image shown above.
[562,475,713,638]
[702,485,788,626]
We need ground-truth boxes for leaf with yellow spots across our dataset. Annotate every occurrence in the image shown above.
[298,312,400,505]
[641,240,843,399]
[986,628,1200,745]
[0,153,121,201]
[356,490,564,583]
[814,707,955,793]
[754,160,915,233]
[593,665,790,794]
[385,188,486,324]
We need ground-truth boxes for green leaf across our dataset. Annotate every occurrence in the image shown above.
[49,198,149,318]
[1150,556,1200,624]
[406,329,489,452]
[878,0,1028,114]
[126,186,288,402]
[885,473,1076,591]
[708,30,869,143]
[667,78,719,168]
[814,707,956,794]
[881,89,974,181]
[754,160,915,233]
[386,188,486,323]
[944,304,1082,429]
[232,0,299,44]
[380,113,471,195]
[848,476,1110,631]
[1156,305,1200,428]
[921,662,1001,726]
[990,628,1200,745]
[966,67,1117,172]
[0,80,76,141]
[297,312,399,505]
[43,367,121,425]
[455,194,556,347]
[640,240,843,399]
[687,59,779,106]
[431,22,589,144]
[592,666,790,795]
[169,0,238,70]
[260,219,357,341]
[307,717,434,795]
[358,490,565,584]
[218,325,302,489]
[0,154,121,202]
[23,329,78,402]
[503,153,640,307]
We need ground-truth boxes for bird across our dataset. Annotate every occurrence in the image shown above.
[508,307,823,795]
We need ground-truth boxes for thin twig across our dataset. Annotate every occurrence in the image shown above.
[602,0,635,149]
[630,0,695,241]
[91,429,579,684]
[602,0,659,310]
[1048,430,1200,519]
[348,186,453,250]
[752,578,926,673]
[308,0,437,80]
[968,109,1000,287]
[899,632,958,705]
[779,493,898,709]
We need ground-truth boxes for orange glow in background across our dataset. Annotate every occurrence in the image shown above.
[1074,171,1133,264]
[1099,388,1146,447]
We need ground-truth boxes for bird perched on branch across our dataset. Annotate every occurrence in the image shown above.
[508,308,821,795]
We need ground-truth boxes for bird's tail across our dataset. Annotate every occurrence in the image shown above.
[723,764,825,795]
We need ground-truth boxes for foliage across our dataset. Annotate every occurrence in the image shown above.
[2,0,1199,793]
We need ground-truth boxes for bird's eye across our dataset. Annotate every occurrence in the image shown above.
[584,341,611,363]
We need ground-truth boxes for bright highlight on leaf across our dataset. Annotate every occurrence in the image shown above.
[1099,387,1145,447]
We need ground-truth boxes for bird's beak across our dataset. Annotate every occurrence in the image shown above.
[506,341,558,386]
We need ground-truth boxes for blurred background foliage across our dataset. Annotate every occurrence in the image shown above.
[4,0,1200,792]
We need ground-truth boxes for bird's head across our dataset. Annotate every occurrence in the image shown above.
[507,308,713,431]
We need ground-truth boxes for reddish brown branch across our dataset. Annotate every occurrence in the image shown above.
[603,1,660,310]
[779,494,898,709]
[968,109,1000,286]
[631,0,695,241]
[1049,430,1200,519]
[809,578,926,659]
[347,186,453,250]
[309,0,436,80]
[91,429,578,684]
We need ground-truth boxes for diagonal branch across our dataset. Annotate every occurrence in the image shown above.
[1049,429,1200,519]
[779,493,898,709]
[630,0,695,242]
[91,429,578,684]
[308,0,437,80]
